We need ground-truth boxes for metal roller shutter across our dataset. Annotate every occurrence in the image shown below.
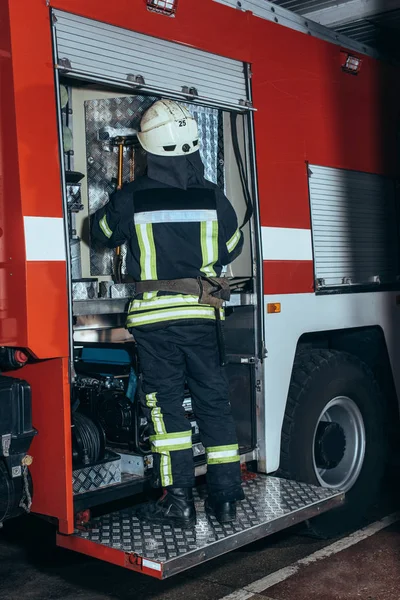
[52,10,250,111]
[309,165,399,289]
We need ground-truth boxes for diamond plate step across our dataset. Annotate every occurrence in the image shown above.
[57,475,344,579]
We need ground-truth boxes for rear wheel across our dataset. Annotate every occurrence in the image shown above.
[279,349,386,537]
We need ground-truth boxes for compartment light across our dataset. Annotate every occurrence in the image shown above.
[147,0,178,15]
[341,51,362,75]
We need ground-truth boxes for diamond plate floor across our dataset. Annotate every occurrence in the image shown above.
[58,476,344,578]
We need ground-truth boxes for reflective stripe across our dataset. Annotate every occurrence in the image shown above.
[150,431,192,452]
[151,430,192,452]
[136,223,157,280]
[160,451,173,487]
[206,444,240,465]
[200,220,218,276]
[145,393,172,486]
[146,392,166,435]
[206,444,239,454]
[143,292,157,300]
[227,228,241,253]
[135,209,217,224]
[127,305,223,327]
[129,294,200,312]
[153,441,193,452]
[99,215,113,238]
[207,454,240,465]
[150,431,192,442]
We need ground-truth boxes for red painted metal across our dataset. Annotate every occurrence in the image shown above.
[14,358,73,534]
[0,0,28,350]
[1,0,399,537]
[56,533,163,579]
[1,1,68,358]
[263,261,315,295]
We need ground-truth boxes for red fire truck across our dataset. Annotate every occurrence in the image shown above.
[1,0,399,579]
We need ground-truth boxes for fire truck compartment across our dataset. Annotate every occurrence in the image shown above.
[57,475,344,579]
[58,74,261,511]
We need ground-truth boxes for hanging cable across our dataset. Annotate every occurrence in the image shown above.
[230,112,254,229]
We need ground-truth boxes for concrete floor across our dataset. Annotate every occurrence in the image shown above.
[262,522,400,600]
[0,477,398,600]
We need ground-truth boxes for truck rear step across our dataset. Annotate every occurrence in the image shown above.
[56,475,344,579]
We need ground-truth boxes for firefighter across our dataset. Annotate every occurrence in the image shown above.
[92,99,244,528]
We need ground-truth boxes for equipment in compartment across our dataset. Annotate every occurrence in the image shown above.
[75,375,136,449]
[72,279,99,301]
[71,411,106,466]
[71,394,123,495]
[66,169,85,281]
[72,342,207,480]
[0,375,36,524]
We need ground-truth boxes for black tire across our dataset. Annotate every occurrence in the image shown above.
[279,349,386,538]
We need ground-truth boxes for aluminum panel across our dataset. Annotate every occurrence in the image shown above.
[73,457,122,495]
[309,164,399,288]
[58,475,344,578]
[53,10,248,108]
[272,1,340,11]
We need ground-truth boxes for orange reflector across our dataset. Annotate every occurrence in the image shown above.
[267,302,281,314]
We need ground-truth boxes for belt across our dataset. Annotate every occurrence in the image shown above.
[135,277,231,309]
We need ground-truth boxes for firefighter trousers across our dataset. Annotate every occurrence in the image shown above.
[132,322,244,503]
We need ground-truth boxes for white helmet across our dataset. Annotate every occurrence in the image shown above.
[137,99,199,157]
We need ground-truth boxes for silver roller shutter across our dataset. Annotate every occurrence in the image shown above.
[309,165,399,289]
[52,10,250,111]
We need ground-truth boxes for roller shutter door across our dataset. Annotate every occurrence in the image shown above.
[52,10,250,111]
[309,165,399,289]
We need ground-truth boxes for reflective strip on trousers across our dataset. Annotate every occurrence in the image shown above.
[160,452,173,487]
[200,220,218,277]
[226,228,241,253]
[146,392,166,435]
[150,430,192,453]
[99,215,113,238]
[146,392,172,486]
[206,444,240,465]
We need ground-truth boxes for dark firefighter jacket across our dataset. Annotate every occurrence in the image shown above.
[91,151,244,329]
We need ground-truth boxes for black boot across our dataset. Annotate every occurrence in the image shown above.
[205,497,237,524]
[135,488,196,529]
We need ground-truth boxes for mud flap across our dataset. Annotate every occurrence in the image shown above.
[56,475,344,579]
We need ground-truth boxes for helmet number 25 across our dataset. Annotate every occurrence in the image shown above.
[178,119,187,127]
